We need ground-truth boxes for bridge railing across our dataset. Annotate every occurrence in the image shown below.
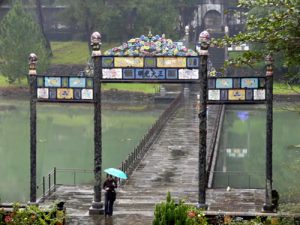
[36,167,94,203]
[209,171,265,189]
[117,92,184,184]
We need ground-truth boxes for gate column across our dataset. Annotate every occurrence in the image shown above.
[89,32,104,214]
[29,53,38,204]
[197,30,210,209]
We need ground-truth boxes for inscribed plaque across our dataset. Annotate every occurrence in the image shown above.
[82,89,93,100]
[102,69,122,79]
[178,69,199,79]
[69,78,86,88]
[114,57,143,67]
[241,78,258,88]
[254,89,265,100]
[135,69,165,79]
[45,77,61,87]
[37,88,49,99]
[57,88,73,99]
[157,57,186,68]
[208,90,220,100]
[216,78,233,88]
[228,89,246,100]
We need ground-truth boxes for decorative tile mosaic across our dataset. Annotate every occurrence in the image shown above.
[241,78,258,88]
[69,78,86,88]
[228,89,246,100]
[45,77,61,87]
[157,57,186,68]
[102,69,122,79]
[114,57,143,67]
[178,69,199,79]
[57,88,73,99]
[216,78,233,89]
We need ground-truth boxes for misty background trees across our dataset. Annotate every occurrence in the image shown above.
[0,0,299,84]
[0,0,49,84]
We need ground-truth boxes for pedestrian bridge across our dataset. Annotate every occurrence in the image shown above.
[39,93,266,224]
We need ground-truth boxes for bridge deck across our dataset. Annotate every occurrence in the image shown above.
[40,95,266,224]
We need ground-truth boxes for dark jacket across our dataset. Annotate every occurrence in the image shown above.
[103,178,117,192]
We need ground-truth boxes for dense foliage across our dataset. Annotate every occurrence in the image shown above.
[0,203,64,225]
[62,0,198,43]
[213,0,300,81]
[0,0,49,84]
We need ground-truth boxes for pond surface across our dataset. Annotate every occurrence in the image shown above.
[214,104,300,203]
[0,98,166,203]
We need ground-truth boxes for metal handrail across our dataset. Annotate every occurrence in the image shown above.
[117,92,184,184]
[37,167,94,203]
[209,170,265,189]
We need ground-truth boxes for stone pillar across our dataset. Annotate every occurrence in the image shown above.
[89,32,104,214]
[183,25,190,96]
[29,53,37,203]
[263,54,275,212]
[197,30,210,209]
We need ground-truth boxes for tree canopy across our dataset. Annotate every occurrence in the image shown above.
[62,0,198,43]
[0,0,49,83]
[213,0,300,80]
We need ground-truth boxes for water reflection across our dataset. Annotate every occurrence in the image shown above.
[0,100,165,202]
[214,104,300,202]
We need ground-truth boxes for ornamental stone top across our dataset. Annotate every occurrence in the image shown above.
[104,34,197,56]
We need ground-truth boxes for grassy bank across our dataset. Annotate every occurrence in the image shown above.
[50,41,120,65]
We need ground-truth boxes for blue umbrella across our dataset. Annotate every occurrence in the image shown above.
[104,168,128,179]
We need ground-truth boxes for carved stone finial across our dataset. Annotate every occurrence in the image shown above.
[197,30,211,56]
[185,25,189,36]
[28,53,37,75]
[265,54,274,76]
[148,29,153,39]
[91,31,102,56]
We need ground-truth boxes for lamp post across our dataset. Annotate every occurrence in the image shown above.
[197,30,210,209]
[263,54,275,212]
[29,53,37,203]
[89,31,104,214]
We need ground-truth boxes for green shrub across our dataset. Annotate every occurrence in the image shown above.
[153,192,207,225]
[0,203,64,225]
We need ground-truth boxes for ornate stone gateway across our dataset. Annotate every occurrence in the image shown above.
[28,30,274,214]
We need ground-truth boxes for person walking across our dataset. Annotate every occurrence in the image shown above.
[103,175,117,217]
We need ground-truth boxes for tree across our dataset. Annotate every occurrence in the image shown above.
[0,0,49,83]
[62,0,197,44]
[213,0,300,81]
[34,0,53,56]
[63,0,105,48]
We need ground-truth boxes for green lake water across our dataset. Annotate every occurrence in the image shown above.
[0,99,165,203]
[214,104,300,203]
